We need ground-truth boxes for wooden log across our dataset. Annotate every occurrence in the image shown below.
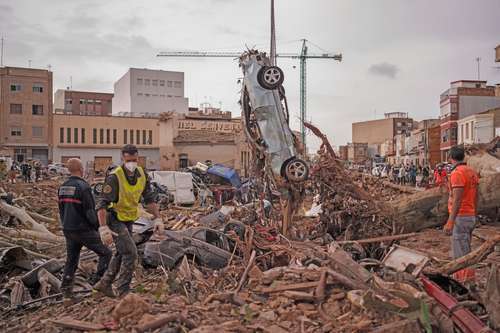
[437,234,500,275]
[0,239,52,259]
[326,268,368,290]
[0,200,55,236]
[234,249,256,293]
[282,291,315,302]
[27,210,56,224]
[0,226,63,243]
[327,244,372,283]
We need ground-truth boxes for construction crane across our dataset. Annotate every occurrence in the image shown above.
[157,42,341,147]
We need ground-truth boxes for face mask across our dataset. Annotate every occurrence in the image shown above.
[124,162,138,172]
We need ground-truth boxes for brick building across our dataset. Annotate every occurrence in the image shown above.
[352,112,413,146]
[0,67,53,164]
[54,89,113,116]
[439,80,500,161]
[347,142,368,164]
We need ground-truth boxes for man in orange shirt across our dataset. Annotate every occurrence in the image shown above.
[443,146,479,283]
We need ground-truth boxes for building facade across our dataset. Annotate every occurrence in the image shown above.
[52,114,160,172]
[457,108,500,145]
[352,112,413,146]
[113,68,189,116]
[346,142,368,164]
[54,89,113,116]
[439,80,500,160]
[338,145,348,160]
[52,106,251,176]
[0,67,53,164]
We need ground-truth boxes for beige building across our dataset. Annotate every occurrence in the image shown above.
[0,67,53,163]
[113,68,189,116]
[352,112,413,146]
[347,142,368,163]
[52,114,160,172]
[52,106,251,176]
[457,108,500,145]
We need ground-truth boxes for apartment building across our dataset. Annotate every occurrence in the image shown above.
[352,112,414,146]
[54,89,113,116]
[113,68,189,116]
[0,67,53,164]
[439,80,500,160]
[52,114,160,172]
[496,44,500,63]
[346,142,368,164]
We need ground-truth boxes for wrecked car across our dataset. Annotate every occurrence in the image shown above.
[142,227,237,269]
[239,50,308,184]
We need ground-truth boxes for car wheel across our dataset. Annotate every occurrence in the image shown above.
[257,66,284,89]
[94,182,104,194]
[284,159,309,182]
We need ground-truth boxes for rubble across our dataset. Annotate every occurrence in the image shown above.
[0,134,499,332]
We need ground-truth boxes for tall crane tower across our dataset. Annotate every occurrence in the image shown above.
[157,1,341,147]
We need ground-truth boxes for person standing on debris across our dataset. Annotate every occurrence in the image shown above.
[34,162,41,182]
[443,146,479,284]
[58,158,112,304]
[94,144,164,297]
[398,164,406,185]
[20,162,31,183]
[8,163,17,184]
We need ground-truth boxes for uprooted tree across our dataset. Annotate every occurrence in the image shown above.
[304,122,500,240]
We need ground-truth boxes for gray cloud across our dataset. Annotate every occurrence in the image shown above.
[368,62,400,79]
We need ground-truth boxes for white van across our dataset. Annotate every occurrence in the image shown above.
[149,171,195,205]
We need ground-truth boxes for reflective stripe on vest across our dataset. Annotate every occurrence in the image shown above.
[109,166,146,221]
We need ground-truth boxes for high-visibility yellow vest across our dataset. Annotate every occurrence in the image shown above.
[109,166,146,221]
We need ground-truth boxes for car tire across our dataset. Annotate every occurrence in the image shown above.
[284,158,309,182]
[257,66,284,89]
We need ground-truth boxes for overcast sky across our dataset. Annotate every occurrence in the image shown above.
[1,0,499,149]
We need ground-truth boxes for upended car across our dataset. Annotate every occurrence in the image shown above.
[239,50,308,183]
[142,227,237,269]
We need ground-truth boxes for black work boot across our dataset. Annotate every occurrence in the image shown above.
[93,278,116,298]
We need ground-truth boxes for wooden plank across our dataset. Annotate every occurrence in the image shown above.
[51,318,105,331]
[258,281,322,293]
[337,232,417,245]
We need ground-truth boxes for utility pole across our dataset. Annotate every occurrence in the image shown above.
[1,36,4,67]
[476,57,481,80]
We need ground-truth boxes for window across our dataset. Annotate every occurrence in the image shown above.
[67,128,71,143]
[11,127,22,136]
[174,81,182,88]
[10,84,22,91]
[59,128,64,143]
[160,94,165,97]
[167,81,172,87]
[137,93,143,96]
[159,80,165,86]
[130,129,134,144]
[32,84,43,93]
[142,130,146,144]
[137,78,143,85]
[106,129,110,144]
[145,93,150,97]
[93,128,97,144]
[32,127,43,137]
[145,79,150,86]
[32,105,43,115]
[136,130,140,144]
[179,154,188,169]
[81,128,86,143]
[450,127,457,140]
[465,123,469,140]
[152,80,158,86]
[460,124,464,142]
[123,129,128,144]
[148,130,152,145]
[95,99,102,104]
[113,129,117,144]
[471,121,475,140]
[99,129,104,144]
[80,99,85,104]
[152,94,158,97]
[74,128,78,143]
[10,104,22,114]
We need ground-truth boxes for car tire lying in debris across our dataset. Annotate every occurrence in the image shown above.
[257,65,284,89]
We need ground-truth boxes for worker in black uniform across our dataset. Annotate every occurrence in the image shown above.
[58,158,112,303]
[94,144,163,298]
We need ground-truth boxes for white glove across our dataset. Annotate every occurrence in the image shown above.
[153,218,165,235]
[99,226,117,246]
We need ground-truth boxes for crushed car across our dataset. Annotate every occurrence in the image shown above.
[142,227,237,269]
[239,50,308,185]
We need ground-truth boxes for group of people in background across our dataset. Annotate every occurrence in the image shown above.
[371,162,452,188]
[0,160,44,183]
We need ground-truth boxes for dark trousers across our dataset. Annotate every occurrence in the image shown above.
[101,216,137,294]
[61,229,112,294]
